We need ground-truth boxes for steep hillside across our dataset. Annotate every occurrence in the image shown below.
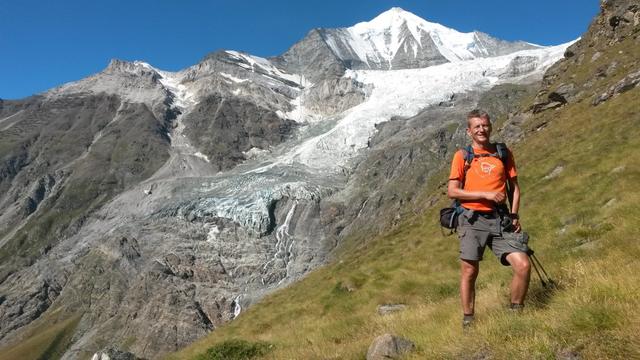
[168,2,640,359]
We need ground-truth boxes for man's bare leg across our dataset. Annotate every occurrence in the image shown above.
[461,259,480,316]
[505,252,531,305]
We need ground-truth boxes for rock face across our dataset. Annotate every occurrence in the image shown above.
[182,94,298,171]
[302,77,371,117]
[0,92,172,283]
[270,28,347,84]
[533,0,639,107]
[0,7,569,360]
[592,69,640,105]
[503,0,640,141]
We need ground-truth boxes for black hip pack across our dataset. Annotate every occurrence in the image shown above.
[440,200,463,230]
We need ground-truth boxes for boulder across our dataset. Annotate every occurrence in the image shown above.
[366,333,415,360]
[556,348,582,360]
[91,348,144,360]
[548,83,577,104]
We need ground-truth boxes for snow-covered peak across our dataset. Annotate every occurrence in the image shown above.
[351,7,484,63]
[352,7,444,35]
[316,7,540,70]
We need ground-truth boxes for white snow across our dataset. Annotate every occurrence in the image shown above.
[193,152,210,162]
[219,72,249,83]
[207,224,220,242]
[324,7,534,67]
[256,42,569,173]
[225,50,308,87]
[155,68,197,110]
[232,295,242,318]
[243,147,270,159]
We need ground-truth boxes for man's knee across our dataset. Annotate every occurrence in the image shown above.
[461,259,479,280]
[506,253,530,275]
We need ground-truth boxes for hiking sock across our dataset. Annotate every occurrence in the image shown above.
[509,303,525,311]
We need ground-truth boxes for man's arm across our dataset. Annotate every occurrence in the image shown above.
[447,179,506,203]
[508,177,521,232]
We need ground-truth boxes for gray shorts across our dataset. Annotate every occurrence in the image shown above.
[457,209,525,266]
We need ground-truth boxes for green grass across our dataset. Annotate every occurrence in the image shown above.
[0,313,81,360]
[193,339,273,360]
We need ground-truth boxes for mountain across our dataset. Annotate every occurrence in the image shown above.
[272,7,540,81]
[168,1,640,359]
[0,7,579,360]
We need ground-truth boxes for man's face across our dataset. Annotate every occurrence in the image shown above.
[467,116,492,145]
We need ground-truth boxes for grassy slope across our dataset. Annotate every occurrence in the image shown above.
[0,312,81,360]
[169,87,640,359]
[168,33,640,359]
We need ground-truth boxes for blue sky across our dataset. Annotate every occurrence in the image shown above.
[0,0,599,100]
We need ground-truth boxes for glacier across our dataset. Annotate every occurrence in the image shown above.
[148,41,571,237]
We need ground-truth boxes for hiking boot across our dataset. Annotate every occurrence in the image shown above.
[509,303,525,312]
[462,314,474,330]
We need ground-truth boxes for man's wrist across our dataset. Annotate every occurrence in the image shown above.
[510,213,519,220]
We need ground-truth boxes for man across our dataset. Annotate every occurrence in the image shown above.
[447,109,531,328]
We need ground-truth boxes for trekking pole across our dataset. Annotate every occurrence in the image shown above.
[526,249,554,288]
[529,254,548,288]
[527,248,547,289]
[531,253,556,288]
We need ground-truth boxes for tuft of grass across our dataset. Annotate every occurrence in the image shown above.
[193,339,272,360]
[570,304,619,332]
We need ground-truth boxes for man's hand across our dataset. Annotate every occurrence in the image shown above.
[485,191,506,204]
[512,219,522,233]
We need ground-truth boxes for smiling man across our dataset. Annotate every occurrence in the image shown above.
[447,109,531,328]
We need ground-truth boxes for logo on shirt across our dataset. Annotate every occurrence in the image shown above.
[480,161,496,175]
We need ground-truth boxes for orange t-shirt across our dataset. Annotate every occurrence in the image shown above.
[448,146,517,212]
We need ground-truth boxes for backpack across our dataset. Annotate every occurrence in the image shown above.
[439,142,512,235]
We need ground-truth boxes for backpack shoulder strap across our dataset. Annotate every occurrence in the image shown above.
[494,142,515,210]
[494,142,509,164]
[458,146,475,187]
[462,145,474,170]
